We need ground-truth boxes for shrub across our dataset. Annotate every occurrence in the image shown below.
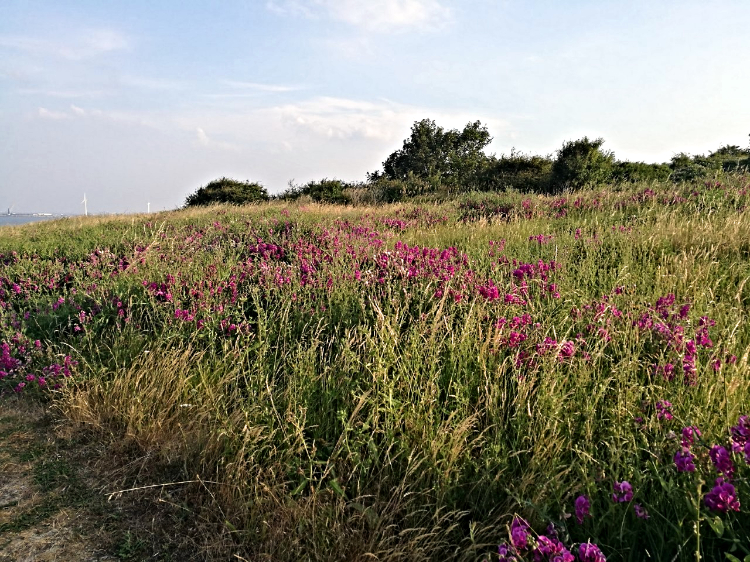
[476,150,554,193]
[551,137,614,192]
[611,161,672,183]
[280,178,356,204]
[184,177,269,207]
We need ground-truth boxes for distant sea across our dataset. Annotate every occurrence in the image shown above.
[0,215,68,227]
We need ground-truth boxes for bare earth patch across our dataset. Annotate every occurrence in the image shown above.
[0,397,211,561]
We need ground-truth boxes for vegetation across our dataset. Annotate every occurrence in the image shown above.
[272,121,750,203]
[3,172,750,560]
[184,177,269,207]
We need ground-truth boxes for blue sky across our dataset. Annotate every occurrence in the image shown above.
[2,0,749,214]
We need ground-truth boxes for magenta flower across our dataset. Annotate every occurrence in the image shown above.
[574,495,591,524]
[709,445,735,478]
[681,426,702,449]
[674,448,696,472]
[656,400,673,421]
[633,504,650,520]
[578,542,607,562]
[704,478,741,513]
[558,340,575,360]
[730,415,750,451]
[497,543,518,562]
[612,481,633,503]
[534,535,574,562]
[509,517,531,551]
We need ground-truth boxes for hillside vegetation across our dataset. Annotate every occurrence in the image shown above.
[2,174,750,560]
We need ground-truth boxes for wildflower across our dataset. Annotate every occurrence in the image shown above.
[534,535,574,561]
[709,445,734,478]
[730,415,750,452]
[674,448,696,472]
[497,543,518,562]
[574,495,590,524]
[558,341,575,360]
[656,400,673,421]
[509,517,531,551]
[633,504,650,519]
[704,478,740,513]
[578,542,607,562]
[681,426,701,448]
[611,481,633,503]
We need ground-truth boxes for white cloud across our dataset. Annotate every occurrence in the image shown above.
[221,80,305,92]
[267,0,452,32]
[38,107,70,120]
[272,96,508,144]
[196,127,210,146]
[274,96,407,141]
[70,104,86,116]
[194,127,240,152]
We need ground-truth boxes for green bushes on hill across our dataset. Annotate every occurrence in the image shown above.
[185,177,269,207]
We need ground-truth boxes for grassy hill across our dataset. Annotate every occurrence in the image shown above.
[2,175,750,560]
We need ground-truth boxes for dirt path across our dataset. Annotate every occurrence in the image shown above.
[0,397,204,561]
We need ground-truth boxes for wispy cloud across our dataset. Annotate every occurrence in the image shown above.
[119,75,185,91]
[38,107,70,120]
[267,0,452,32]
[17,88,108,99]
[194,127,240,152]
[0,28,130,60]
[221,80,306,92]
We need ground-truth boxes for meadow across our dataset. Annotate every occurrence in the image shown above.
[1,176,750,561]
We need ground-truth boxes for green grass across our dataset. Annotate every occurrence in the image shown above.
[2,176,750,560]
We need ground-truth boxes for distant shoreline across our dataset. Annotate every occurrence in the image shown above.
[0,214,68,227]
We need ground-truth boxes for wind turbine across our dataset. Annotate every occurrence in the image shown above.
[147,201,151,214]
[81,194,88,216]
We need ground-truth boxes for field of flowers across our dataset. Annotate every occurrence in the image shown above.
[2,177,750,561]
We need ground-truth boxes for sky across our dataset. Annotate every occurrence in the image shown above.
[1,0,749,214]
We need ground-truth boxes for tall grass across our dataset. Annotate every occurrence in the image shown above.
[1,177,750,560]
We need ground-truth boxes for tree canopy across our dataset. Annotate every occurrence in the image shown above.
[376,119,492,187]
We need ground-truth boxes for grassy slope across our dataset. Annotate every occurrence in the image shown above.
[1,177,750,561]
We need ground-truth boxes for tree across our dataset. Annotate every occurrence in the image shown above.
[184,177,269,207]
[376,119,492,189]
[551,137,614,191]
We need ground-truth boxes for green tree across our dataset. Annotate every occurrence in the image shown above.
[184,177,269,207]
[551,137,614,192]
[376,119,492,189]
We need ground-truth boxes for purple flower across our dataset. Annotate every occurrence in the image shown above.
[574,495,590,524]
[655,400,673,421]
[704,478,741,513]
[578,542,607,562]
[730,415,750,455]
[612,481,633,503]
[534,535,575,562]
[681,426,702,449]
[498,543,518,562]
[634,504,650,519]
[709,445,735,478]
[510,517,531,551]
[674,448,696,472]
